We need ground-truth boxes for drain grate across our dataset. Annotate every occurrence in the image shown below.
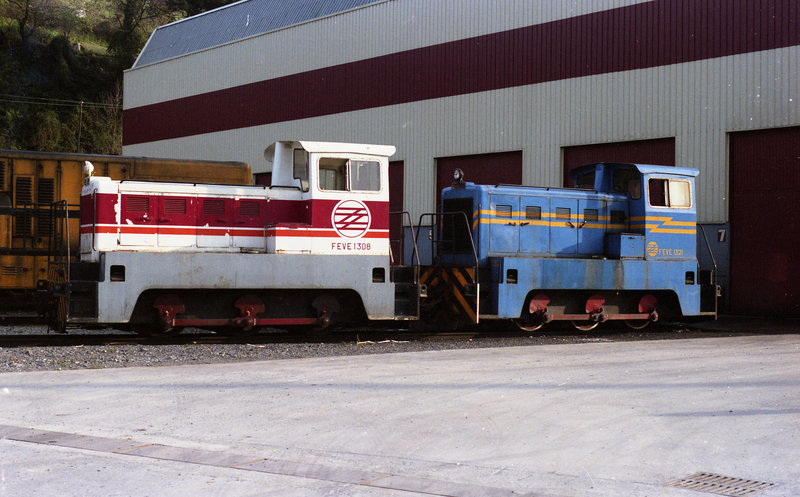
[666,472,776,496]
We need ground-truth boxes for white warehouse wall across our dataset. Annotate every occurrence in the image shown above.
[123,0,800,225]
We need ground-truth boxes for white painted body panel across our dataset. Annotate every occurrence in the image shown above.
[92,252,395,323]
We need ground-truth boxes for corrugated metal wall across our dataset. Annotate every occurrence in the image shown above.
[123,0,800,228]
[562,138,676,186]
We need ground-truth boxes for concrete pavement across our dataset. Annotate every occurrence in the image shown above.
[1,333,798,496]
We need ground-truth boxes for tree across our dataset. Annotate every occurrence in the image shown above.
[1,0,54,40]
[107,0,173,72]
[167,0,235,17]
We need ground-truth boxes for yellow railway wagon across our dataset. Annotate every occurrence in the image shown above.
[0,149,251,317]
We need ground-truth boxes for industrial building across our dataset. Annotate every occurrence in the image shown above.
[122,0,800,316]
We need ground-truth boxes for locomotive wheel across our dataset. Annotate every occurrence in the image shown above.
[513,317,543,332]
[571,320,599,331]
[624,319,650,330]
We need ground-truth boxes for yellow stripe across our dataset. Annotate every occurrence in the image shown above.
[451,285,476,322]
[451,268,468,287]
[476,211,696,234]
[650,227,697,234]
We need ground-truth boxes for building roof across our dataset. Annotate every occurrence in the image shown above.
[133,0,386,68]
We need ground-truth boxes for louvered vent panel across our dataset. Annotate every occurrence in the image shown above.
[203,199,225,216]
[15,177,33,205]
[37,178,56,237]
[239,200,259,217]
[126,196,150,213]
[163,197,186,214]
[14,177,33,237]
[14,211,32,237]
[2,266,23,276]
[38,178,55,204]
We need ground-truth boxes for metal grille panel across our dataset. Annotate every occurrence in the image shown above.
[14,176,32,204]
[666,472,777,496]
[2,266,23,276]
[37,177,55,237]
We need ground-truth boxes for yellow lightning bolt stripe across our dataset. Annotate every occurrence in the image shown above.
[474,210,695,234]
[630,216,696,233]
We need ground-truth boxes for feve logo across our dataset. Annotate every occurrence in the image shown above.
[646,241,659,257]
[331,200,371,238]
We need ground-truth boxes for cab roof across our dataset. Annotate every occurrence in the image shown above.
[571,162,699,178]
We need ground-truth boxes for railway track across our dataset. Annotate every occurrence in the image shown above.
[0,320,767,374]
[0,325,491,349]
[0,318,768,350]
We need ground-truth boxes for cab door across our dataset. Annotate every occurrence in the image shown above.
[549,198,578,255]
[518,196,548,255]
[197,197,233,248]
[488,194,518,255]
[577,199,605,255]
[119,194,156,246]
[157,195,195,247]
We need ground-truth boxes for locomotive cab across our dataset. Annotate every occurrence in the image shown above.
[264,140,394,255]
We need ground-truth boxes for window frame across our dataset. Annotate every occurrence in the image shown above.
[314,155,382,194]
[647,177,693,209]
[292,149,309,192]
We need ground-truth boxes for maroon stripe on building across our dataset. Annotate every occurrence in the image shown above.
[123,0,800,146]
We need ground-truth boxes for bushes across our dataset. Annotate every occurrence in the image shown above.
[0,18,120,153]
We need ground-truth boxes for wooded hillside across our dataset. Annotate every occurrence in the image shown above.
[0,0,234,154]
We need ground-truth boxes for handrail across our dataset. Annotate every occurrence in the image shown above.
[697,224,718,275]
[415,211,480,284]
[388,210,420,275]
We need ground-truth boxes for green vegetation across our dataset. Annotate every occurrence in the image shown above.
[0,0,235,154]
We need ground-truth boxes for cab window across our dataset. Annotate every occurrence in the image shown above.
[319,158,347,191]
[575,171,595,189]
[318,158,380,192]
[293,149,309,192]
[648,178,692,208]
[350,160,380,191]
[613,168,641,200]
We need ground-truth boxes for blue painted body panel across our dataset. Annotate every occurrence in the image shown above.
[491,257,701,318]
[438,163,708,319]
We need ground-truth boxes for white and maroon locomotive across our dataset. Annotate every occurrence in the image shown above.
[65,141,419,333]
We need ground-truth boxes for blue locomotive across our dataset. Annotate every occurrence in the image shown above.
[420,162,718,330]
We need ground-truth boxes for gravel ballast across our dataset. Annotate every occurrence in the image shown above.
[0,322,764,373]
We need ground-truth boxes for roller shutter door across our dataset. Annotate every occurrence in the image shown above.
[562,138,675,186]
[730,127,800,316]
[436,151,522,209]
